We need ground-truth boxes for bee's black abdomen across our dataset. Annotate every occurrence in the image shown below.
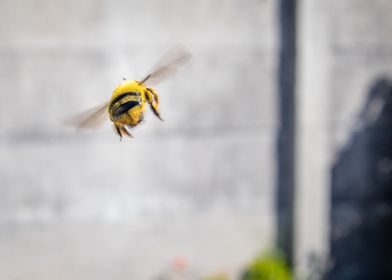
[112,100,140,119]
[110,92,139,106]
[109,91,142,121]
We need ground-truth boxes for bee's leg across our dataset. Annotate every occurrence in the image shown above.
[146,88,163,121]
[147,88,160,105]
[114,123,123,141]
[121,125,133,138]
[114,124,134,140]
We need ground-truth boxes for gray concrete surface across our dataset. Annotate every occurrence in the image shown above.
[297,0,392,274]
[0,0,277,279]
[2,0,391,278]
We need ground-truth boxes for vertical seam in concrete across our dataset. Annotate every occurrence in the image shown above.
[276,0,297,267]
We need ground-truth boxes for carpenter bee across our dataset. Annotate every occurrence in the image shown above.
[67,48,190,140]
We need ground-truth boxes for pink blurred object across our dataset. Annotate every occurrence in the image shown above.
[172,255,188,271]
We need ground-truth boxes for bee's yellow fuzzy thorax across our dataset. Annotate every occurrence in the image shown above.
[111,80,145,99]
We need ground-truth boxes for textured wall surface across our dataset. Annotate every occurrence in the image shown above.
[2,0,390,278]
[328,78,392,280]
[297,0,392,275]
[0,0,277,279]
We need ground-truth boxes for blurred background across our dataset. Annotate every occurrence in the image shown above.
[0,0,391,279]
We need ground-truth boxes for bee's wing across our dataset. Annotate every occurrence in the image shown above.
[140,47,191,86]
[64,102,109,129]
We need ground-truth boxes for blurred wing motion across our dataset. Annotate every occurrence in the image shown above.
[65,47,190,132]
[64,102,108,129]
[140,47,191,86]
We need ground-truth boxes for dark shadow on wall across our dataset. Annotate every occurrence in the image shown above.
[326,78,392,279]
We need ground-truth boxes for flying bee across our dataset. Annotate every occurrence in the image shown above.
[67,48,191,140]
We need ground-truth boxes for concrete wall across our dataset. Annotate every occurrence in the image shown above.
[297,0,392,274]
[0,0,277,279]
[328,78,392,279]
[2,0,391,278]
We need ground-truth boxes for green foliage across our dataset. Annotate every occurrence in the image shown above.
[241,250,292,280]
